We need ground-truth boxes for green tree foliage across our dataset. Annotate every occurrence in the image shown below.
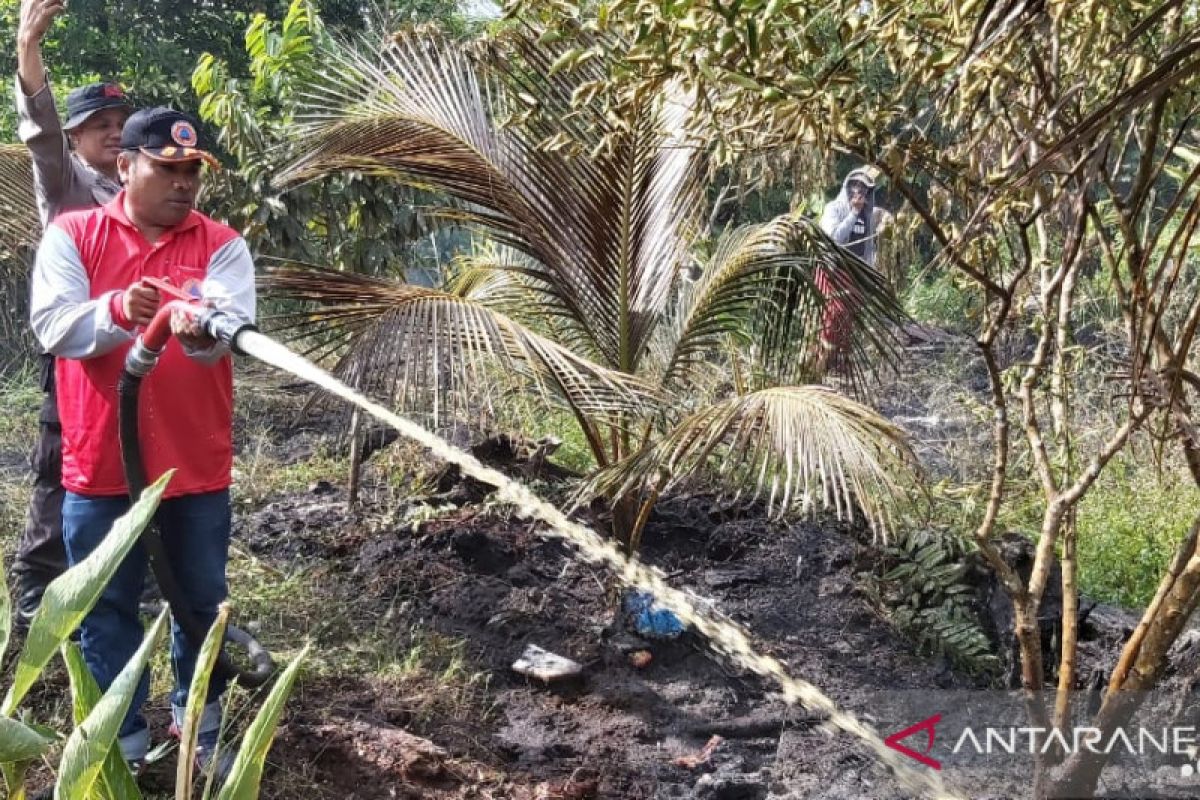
[191,0,451,270]
[0,0,281,140]
[0,0,469,267]
[0,0,465,136]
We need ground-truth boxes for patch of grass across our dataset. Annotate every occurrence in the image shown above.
[919,450,1197,611]
[367,628,494,726]
[225,535,493,726]
[0,365,39,558]
[980,446,1198,610]
[1073,455,1200,608]
[233,437,345,508]
[532,407,597,475]
[901,268,983,335]
[0,362,40,442]
[0,480,32,559]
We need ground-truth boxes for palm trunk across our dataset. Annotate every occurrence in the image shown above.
[348,408,363,506]
[611,492,640,552]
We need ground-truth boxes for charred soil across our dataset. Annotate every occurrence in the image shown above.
[222,476,987,799]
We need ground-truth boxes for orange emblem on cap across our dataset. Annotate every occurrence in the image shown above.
[170,120,198,147]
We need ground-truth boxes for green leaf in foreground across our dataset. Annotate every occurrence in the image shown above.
[0,716,53,762]
[177,604,230,800]
[3,471,173,716]
[216,643,310,800]
[1,760,31,800]
[57,609,169,800]
[62,641,143,800]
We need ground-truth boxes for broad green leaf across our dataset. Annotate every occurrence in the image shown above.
[57,610,169,800]
[62,642,142,800]
[215,643,310,800]
[2,472,173,716]
[177,605,230,800]
[0,717,53,762]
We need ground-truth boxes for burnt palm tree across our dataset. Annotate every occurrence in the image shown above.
[266,26,918,548]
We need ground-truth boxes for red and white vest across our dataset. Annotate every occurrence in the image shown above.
[50,196,243,498]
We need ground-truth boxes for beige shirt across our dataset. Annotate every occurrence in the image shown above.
[15,78,121,227]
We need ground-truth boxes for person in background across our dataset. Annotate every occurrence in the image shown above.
[12,0,133,628]
[820,167,889,268]
[816,166,892,372]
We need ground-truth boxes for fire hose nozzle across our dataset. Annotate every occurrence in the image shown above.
[197,307,257,355]
[125,299,257,378]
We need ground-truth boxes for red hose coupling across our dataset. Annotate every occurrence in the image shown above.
[123,300,200,377]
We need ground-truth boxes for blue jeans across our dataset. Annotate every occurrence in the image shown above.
[63,489,231,746]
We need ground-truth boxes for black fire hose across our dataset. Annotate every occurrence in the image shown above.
[117,305,273,688]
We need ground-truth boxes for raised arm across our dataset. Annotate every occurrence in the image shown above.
[16,0,61,96]
[16,0,70,225]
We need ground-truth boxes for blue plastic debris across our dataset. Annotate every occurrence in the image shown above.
[624,590,685,639]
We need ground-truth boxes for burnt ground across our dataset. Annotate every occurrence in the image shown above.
[202,476,989,800]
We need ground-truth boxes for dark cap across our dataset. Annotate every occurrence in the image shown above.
[120,107,219,169]
[63,82,133,131]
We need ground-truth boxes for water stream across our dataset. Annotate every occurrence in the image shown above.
[235,329,959,799]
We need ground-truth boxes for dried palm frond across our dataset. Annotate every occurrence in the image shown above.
[447,247,601,360]
[259,263,660,427]
[0,145,38,261]
[583,386,919,538]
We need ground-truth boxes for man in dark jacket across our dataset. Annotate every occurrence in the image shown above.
[12,0,133,627]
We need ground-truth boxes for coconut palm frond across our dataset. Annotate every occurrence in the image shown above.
[660,215,907,391]
[447,248,602,355]
[0,145,38,260]
[259,263,660,424]
[278,27,708,372]
[584,386,919,537]
[447,256,521,301]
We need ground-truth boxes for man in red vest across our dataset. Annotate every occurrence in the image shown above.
[29,107,254,775]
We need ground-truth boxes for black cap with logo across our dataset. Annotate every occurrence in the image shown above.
[120,107,219,169]
[63,82,133,131]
